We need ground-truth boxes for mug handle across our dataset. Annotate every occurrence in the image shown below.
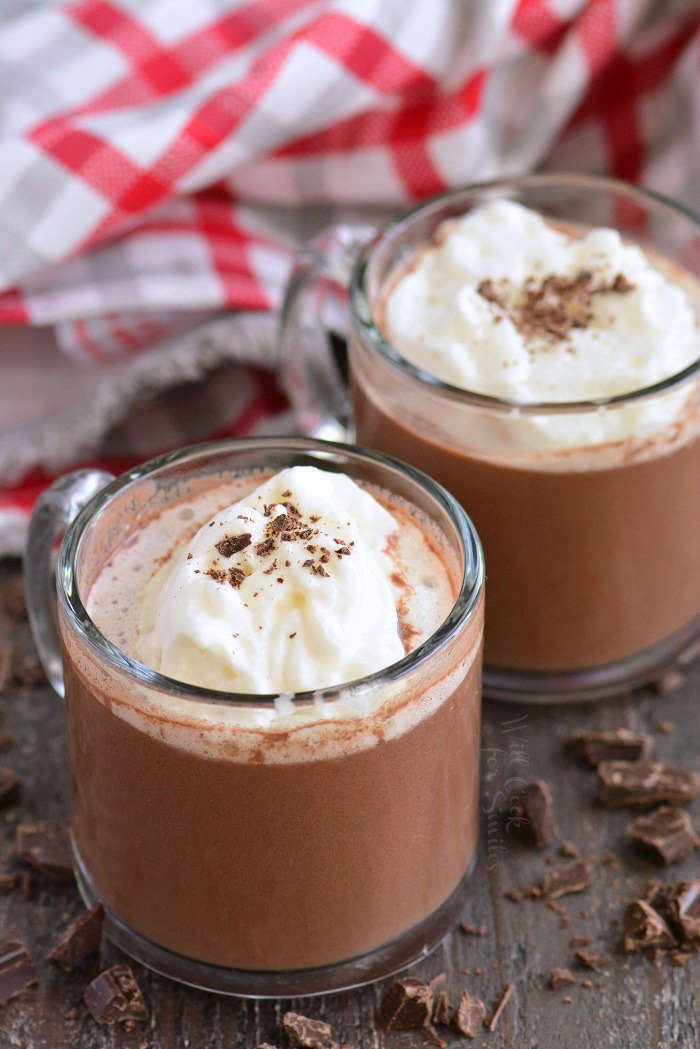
[279,223,377,440]
[24,469,115,697]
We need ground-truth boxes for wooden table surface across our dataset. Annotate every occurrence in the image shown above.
[0,559,698,1049]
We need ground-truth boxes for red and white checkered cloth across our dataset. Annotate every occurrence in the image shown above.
[1,0,698,553]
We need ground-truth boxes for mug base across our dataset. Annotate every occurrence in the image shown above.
[484,612,700,703]
[73,842,477,998]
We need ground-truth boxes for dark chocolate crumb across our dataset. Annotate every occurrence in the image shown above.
[542,859,591,900]
[568,728,652,767]
[459,922,485,936]
[549,967,576,989]
[16,821,73,882]
[503,780,556,848]
[215,533,251,557]
[598,761,700,808]
[283,1012,337,1049]
[574,949,606,971]
[378,978,433,1031]
[485,983,514,1032]
[453,989,486,1037]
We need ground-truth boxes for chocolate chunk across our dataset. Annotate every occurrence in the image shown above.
[83,965,147,1024]
[0,766,20,806]
[46,903,104,972]
[485,983,514,1032]
[16,821,73,882]
[568,728,652,767]
[627,806,698,865]
[378,978,433,1031]
[574,949,606,970]
[0,940,37,1006]
[215,533,251,557]
[283,1012,337,1049]
[432,990,450,1026]
[453,989,485,1037]
[597,761,700,808]
[542,859,591,900]
[459,922,485,936]
[255,538,276,557]
[549,967,576,989]
[504,779,556,847]
[269,514,291,534]
[666,880,700,946]
[649,668,684,695]
[622,900,676,953]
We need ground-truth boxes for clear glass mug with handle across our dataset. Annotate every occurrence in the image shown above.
[24,437,484,996]
[279,174,700,704]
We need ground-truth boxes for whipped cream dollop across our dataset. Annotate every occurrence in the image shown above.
[137,466,406,693]
[383,200,699,413]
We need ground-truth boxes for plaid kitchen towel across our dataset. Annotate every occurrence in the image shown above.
[0,0,698,554]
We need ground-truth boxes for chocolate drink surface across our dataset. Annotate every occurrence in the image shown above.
[355,201,700,674]
[61,467,483,971]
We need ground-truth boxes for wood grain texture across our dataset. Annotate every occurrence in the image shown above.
[0,561,698,1049]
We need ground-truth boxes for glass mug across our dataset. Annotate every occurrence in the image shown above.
[280,174,700,703]
[24,437,484,996]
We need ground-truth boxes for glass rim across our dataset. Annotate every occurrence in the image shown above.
[58,436,484,709]
[349,172,700,415]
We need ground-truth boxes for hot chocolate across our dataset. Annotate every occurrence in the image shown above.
[58,454,484,981]
[352,198,700,689]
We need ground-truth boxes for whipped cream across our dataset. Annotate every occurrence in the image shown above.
[136,466,406,693]
[381,200,699,450]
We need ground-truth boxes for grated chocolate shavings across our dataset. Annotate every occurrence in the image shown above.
[215,533,251,557]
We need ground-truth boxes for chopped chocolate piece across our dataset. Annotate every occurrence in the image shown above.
[84,965,147,1024]
[570,936,591,948]
[523,885,542,899]
[255,538,276,557]
[215,533,251,557]
[581,979,593,988]
[433,991,450,1026]
[598,761,700,808]
[649,668,684,695]
[0,940,37,1006]
[623,899,676,953]
[627,806,698,865]
[269,514,291,534]
[423,1023,446,1048]
[542,859,591,900]
[559,841,580,859]
[485,983,513,1033]
[453,990,485,1038]
[611,272,635,293]
[562,996,573,1004]
[666,880,700,946]
[46,903,104,972]
[568,728,652,767]
[504,779,556,848]
[0,766,20,806]
[378,978,433,1031]
[504,889,522,903]
[16,821,73,882]
[549,967,576,989]
[459,922,485,936]
[574,949,606,970]
[283,1012,337,1049]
